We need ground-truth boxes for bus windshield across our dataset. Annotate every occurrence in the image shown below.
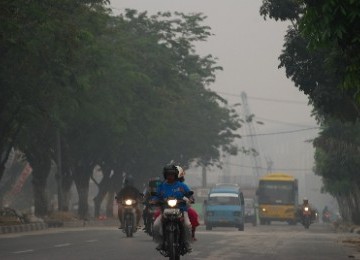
[258,181,295,204]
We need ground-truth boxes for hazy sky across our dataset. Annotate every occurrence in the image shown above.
[109,0,317,130]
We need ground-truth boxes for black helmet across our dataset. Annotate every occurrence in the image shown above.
[124,175,134,187]
[163,164,179,179]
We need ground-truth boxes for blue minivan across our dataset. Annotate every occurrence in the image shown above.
[203,183,245,231]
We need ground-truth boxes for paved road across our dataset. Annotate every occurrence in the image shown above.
[0,223,358,260]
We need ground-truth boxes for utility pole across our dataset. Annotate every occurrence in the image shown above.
[241,92,263,185]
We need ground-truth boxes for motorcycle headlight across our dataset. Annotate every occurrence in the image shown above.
[262,208,267,212]
[167,199,177,207]
[304,207,309,211]
[125,199,134,206]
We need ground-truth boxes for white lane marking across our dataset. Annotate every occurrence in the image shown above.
[85,239,98,243]
[54,243,71,247]
[12,249,34,254]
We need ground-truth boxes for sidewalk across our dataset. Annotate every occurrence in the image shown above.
[0,219,119,235]
[332,221,360,235]
[350,226,360,235]
[0,222,48,234]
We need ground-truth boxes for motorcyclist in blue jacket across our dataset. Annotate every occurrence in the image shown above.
[153,164,192,253]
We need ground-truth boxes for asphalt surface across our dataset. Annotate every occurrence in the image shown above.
[0,223,359,260]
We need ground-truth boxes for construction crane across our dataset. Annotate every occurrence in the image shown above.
[240,92,264,184]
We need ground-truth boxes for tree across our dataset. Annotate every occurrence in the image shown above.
[83,11,241,217]
[260,0,360,224]
[0,0,110,215]
[300,0,360,97]
[260,0,360,121]
[1,5,242,220]
[314,120,360,224]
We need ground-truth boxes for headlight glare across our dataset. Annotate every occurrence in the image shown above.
[167,199,177,207]
[125,199,133,206]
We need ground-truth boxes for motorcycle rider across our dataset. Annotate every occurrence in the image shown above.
[142,177,162,232]
[153,164,192,253]
[299,197,315,222]
[302,197,310,208]
[322,206,331,223]
[177,166,200,241]
[116,176,143,229]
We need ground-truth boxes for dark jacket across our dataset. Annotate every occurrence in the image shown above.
[116,186,142,201]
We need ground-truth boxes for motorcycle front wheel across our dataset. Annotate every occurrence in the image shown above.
[125,214,134,237]
[167,230,180,260]
[146,216,153,236]
[303,217,310,229]
[150,221,154,238]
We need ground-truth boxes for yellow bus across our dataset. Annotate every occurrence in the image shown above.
[257,173,298,225]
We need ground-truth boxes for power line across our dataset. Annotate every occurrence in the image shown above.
[242,127,320,137]
[255,116,317,128]
[225,162,313,172]
[217,91,307,105]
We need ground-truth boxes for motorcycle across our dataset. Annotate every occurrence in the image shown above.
[301,206,312,229]
[144,201,160,237]
[122,198,138,237]
[157,193,193,260]
[322,211,331,223]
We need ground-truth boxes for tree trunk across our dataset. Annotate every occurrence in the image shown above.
[336,193,350,222]
[106,191,115,218]
[93,169,111,218]
[0,119,23,183]
[351,184,360,224]
[0,163,5,188]
[0,143,14,183]
[76,184,89,220]
[31,159,51,217]
[94,190,107,218]
[343,194,352,222]
[32,176,48,217]
[73,164,92,220]
[60,168,73,211]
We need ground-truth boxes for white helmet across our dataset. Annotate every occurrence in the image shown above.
[176,166,185,179]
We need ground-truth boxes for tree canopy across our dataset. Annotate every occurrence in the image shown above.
[0,2,242,218]
[260,0,360,224]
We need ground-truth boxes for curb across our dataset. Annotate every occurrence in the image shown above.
[63,220,118,228]
[0,220,118,235]
[0,222,48,235]
[350,226,360,235]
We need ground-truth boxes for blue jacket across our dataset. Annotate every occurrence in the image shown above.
[156,181,190,211]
